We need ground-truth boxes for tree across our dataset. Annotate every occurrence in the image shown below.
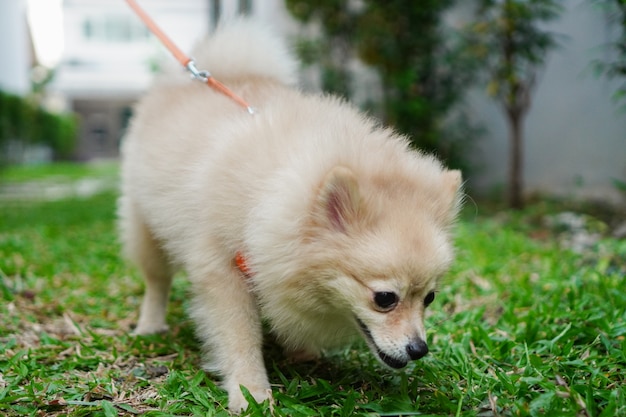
[285,0,480,173]
[286,1,356,98]
[356,1,477,169]
[465,0,562,209]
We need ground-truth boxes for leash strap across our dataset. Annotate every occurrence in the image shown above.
[125,0,255,114]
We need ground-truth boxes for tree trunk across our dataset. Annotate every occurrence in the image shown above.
[507,110,524,209]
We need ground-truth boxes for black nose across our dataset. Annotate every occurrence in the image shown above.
[406,338,429,360]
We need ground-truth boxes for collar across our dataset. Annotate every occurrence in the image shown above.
[235,251,252,278]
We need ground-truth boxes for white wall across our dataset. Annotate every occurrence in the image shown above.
[0,0,30,94]
[467,1,626,204]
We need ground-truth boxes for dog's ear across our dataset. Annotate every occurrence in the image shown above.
[314,166,361,233]
[440,169,463,219]
[444,170,462,198]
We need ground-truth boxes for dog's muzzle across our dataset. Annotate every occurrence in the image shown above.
[356,317,428,369]
[406,338,429,360]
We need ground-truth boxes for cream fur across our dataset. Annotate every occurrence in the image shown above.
[118,19,462,412]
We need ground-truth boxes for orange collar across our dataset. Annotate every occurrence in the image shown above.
[235,251,252,278]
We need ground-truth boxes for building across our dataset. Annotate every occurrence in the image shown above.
[50,0,296,160]
[50,0,206,160]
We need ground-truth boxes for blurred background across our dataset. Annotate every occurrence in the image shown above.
[0,0,624,209]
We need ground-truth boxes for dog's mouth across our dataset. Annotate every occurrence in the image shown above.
[355,317,408,369]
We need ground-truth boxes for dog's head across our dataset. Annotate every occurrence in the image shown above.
[309,164,462,368]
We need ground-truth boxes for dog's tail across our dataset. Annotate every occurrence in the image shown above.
[190,19,298,86]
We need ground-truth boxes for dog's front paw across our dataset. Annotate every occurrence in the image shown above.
[132,319,169,335]
[227,382,272,413]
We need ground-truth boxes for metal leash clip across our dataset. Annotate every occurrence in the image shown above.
[186,58,256,114]
[186,60,211,83]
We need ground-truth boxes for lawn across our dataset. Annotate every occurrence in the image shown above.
[0,164,624,416]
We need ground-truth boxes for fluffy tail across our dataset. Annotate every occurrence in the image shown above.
[191,19,298,86]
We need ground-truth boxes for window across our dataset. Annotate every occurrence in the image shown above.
[82,16,149,42]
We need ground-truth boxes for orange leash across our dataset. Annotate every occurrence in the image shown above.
[125,0,255,114]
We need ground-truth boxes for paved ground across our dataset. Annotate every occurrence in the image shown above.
[0,177,118,201]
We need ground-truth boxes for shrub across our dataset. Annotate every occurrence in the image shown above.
[0,89,78,162]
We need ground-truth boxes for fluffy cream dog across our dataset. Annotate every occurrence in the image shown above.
[118,20,462,412]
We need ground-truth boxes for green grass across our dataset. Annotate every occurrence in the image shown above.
[0,161,118,184]
[1,164,624,416]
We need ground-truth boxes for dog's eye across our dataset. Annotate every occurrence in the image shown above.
[424,291,436,307]
[373,292,398,311]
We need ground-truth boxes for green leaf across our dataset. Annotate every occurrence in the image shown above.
[100,400,118,417]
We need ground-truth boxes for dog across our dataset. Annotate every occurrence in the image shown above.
[118,19,463,412]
